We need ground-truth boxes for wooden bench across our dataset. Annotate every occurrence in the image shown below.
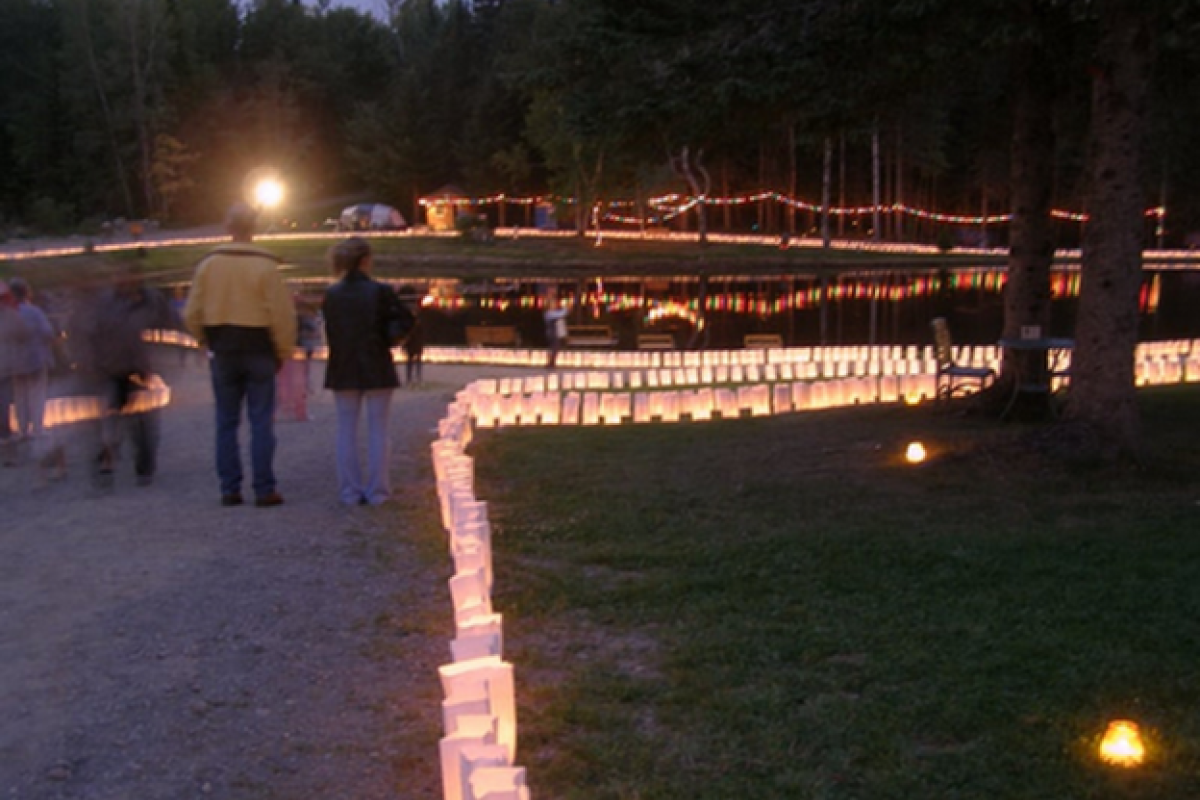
[744,333,784,349]
[637,333,675,350]
[465,325,519,347]
[566,325,619,348]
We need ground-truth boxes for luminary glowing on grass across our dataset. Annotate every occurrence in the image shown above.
[469,765,529,800]
[439,656,518,762]
[581,392,600,425]
[537,392,561,425]
[661,391,681,422]
[561,392,581,424]
[905,442,927,464]
[772,384,792,414]
[449,568,492,624]
[693,388,714,421]
[452,614,504,662]
[716,387,738,417]
[633,392,651,423]
[1099,720,1145,767]
[439,716,505,800]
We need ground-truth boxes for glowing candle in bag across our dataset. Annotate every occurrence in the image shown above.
[439,657,517,762]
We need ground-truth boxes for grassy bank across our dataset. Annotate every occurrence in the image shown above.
[474,387,1200,799]
[2,233,1009,290]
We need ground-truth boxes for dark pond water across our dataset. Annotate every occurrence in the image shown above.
[294,266,1200,350]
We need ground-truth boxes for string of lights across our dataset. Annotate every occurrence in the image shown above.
[419,191,1167,228]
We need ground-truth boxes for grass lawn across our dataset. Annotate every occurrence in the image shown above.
[473,386,1200,799]
[3,233,1011,290]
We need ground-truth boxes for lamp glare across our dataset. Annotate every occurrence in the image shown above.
[254,178,284,209]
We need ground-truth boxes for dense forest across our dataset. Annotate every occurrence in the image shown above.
[2,0,1199,247]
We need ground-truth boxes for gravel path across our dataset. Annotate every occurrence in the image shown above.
[1,354,525,800]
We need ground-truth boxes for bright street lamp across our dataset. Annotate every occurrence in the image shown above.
[254,177,285,210]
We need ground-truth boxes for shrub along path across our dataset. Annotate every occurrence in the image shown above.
[0,353,527,800]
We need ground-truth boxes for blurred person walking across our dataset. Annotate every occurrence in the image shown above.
[398,286,425,387]
[543,285,568,368]
[184,203,296,508]
[73,264,178,487]
[296,298,322,390]
[276,295,313,423]
[8,278,58,473]
[321,237,413,506]
[0,281,25,466]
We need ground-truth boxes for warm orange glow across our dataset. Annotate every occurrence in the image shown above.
[905,442,927,464]
[254,178,285,209]
[1100,720,1145,767]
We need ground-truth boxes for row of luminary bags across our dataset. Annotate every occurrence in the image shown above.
[466,374,939,428]
[421,334,1200,799]
[430,394,529,800]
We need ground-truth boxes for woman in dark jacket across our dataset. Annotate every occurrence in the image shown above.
[321,237,413,505]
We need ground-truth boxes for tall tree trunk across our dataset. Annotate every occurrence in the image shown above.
[1065,1,1156,456]
[76,0,134,216]
[672,146,710,246]
[758,139,767,234]
[894,125,904,242]
[1001,0,1058,413]
[787,123,797,236]
[820,136,832,248]
[721,160,731,231]
[838,131,846,239]
[871,121,881,243]
[127,0,163,217]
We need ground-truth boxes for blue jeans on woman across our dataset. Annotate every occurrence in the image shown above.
[333,388,394,505]
[210,351,277,499]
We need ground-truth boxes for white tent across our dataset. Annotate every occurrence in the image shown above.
[339,203,407,231]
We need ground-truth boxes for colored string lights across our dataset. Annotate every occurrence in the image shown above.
[419,191,1167,229]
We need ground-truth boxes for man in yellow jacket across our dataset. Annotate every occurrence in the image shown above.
[185,203,296,507]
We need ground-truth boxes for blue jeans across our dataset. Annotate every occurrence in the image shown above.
[333,389,394,505]
[210,351,277,498]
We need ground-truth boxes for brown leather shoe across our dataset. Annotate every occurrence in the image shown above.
[221,493,244,507]
[255,492,284,508]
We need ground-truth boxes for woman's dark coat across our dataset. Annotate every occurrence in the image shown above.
[322,271,412,390]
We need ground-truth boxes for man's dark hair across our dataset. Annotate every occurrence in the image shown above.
[8,277,30,301]
[225,202,258,239]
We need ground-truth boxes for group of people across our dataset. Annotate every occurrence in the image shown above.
[0,266,176,485]
[4,201,423,510]
[0,277,58,473]
[182,202,416,508]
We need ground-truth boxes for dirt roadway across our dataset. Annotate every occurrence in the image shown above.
[0,356,526,800]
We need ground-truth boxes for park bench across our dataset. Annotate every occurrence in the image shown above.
[465,325,520,347]
[566,325,619,348]
[744,333,784,349]
[637,333,675,350]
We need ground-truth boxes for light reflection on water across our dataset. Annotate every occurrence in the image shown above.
[286,266,1200,350]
